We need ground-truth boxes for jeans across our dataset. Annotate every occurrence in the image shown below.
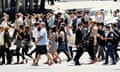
[105,45,116,64]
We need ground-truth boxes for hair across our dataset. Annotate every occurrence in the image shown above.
[59,26,65,32]
[78,23,83,27]
[105,26,110,29]
[4,27,9,32]
[34,23,39,27]
[112,24,117,28]
[51,26,57,32]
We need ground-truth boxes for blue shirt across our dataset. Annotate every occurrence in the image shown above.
[37,28,47,45]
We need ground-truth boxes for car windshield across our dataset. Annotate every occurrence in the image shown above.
[90,10,110,16]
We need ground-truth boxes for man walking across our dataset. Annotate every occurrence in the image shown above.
[32,22,48,66]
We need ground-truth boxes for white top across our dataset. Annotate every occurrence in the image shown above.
[32,27,39,41]
[76,18,81,29]
[1,21,9,28]
[96,14,104,23]
[67,29,74,47]
[15,17,24,29]
[84,14,90,22]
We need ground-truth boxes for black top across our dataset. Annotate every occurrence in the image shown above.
[4,32,11,47]
[97,29,105,46]
[24,32,31,41]
[17,32,24,40]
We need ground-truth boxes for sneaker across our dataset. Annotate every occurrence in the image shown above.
[111,63,116,65]
[75,62,81,66]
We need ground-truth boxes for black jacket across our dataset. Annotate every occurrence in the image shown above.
[75,28,83,45]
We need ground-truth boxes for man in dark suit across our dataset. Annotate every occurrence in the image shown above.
[112,24,120,62]
[103,26,116,65]
[74,23,83,65]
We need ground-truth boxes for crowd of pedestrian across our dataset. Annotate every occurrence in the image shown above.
[0,8,120,66]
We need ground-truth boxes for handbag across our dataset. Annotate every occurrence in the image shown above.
[58,41,66,51]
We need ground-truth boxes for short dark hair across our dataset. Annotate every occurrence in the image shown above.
[34,23,39,27]
[78,23,83,27]
[105,26,110,29]
[112,24,117,28]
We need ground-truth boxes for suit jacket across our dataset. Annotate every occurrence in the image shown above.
[75,28,83,45]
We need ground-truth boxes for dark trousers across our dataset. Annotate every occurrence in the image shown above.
[57,49,71,60]
[21,46,33,60]
[0,46,5,64]
[16,47,21,62]
[5,48,12,64]
[113,44,119,60]
[88,41,96,60]
[74,46,84,64]
[98,45,105,60]
[29,48,37,55]
[105,45,116,64]
[0,46,12,64]
[74,41,96,64]
[69,46,73,58]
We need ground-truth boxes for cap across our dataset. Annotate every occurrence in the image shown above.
[40,22,46,25]
[17,13,23,17]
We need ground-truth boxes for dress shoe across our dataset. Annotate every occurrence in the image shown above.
[103,63,108,65]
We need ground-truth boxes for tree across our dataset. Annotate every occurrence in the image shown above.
[40,0,45,10]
